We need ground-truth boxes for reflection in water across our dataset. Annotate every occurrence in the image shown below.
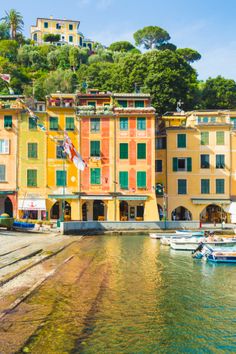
[16,236,236,353]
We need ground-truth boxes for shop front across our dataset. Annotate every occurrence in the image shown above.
[18,198,47,220]
[118,196,148,221]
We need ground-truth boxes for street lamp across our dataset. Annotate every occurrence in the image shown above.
[156,183,167,229]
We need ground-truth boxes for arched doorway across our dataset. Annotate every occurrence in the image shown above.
[200,204,226,223]
[93,200,104,221]
[157,204,163,220]
[120,201,128,221]
[172,206,192,221]
[4,197,13,217]
[82,203,88,221]
[51,202,60,219]
[64,202,71,221]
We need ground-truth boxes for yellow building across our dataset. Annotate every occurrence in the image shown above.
[17,105,48,220]
[31,17,93,49]
[156,111,233,223]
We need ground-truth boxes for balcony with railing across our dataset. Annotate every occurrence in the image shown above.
[46,96,76,108]
[76,105,115,116]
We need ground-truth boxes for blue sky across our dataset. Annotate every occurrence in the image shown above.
[4,0,236,80]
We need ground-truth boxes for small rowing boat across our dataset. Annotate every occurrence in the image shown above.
[170,237,236,251]
[192,244,236,263]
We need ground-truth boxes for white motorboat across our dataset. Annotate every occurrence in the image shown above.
[149,233,176,239]
[175,230,205,237]
[170,237,236,251]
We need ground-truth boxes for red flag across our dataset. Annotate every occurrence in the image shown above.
[63,133,86,171]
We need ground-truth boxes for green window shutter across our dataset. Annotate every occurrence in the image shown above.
[88,102,96,107]
[201,154,210,168]
[118,100,127,108]
[137,143,146,159]
[216,179,225,194]
[155,160,162,172]
[66,117,74,130]
[119,171,128,189]
[90,168,101,185]
[173,158,178,172]
[187,157,192,172]
[216,154,225,168]
[178,179,187,194]
[231,118,236,129]
[137,171,146,188]
[120,117,128,130]
[50,117,58,130]
[44,22,48,28]
[69,35,73,42]
[27,170,37,187]
[137,117,146,130]
[201,179,210,194]
[0,165,6,181]
[177,134,186,148]
[216,131,224,145]
[4,115,12,128]
[29,117,37,130]
[28,143,38,158]
[135,100,144,108]
[56,171,67,187]
[90,118,100,132]
[69,24,73,30]
[200,132,209,145]
[120,143,128,159]
[56,142,66,159]
[90,141,100,157]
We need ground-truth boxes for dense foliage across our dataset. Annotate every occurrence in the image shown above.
[0,10,236,114]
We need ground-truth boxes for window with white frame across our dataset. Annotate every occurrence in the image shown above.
[0,139,9,154]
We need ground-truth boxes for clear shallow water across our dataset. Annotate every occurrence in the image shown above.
[23,236,236,353]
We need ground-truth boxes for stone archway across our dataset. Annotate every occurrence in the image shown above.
[4,197,13,217]
[200,204,226,223]
[120,201,128,221]
[93,200,105,221]
[82,203,88,221]
[50,202,60,220]
[172,206,192,221]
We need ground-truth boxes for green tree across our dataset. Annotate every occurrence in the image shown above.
[0,22,10,40]
[0,40,18,61]
[1,9,24,39]
[201,76,236,109]
[177,48,201,63]
[69,46,80,71]
[43,34,60,43]
[109,41,136,52]
[133,26,171,50]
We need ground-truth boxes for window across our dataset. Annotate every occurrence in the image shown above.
[177,134,186,148]
[178,179,187,194]
[69,24,73,30]
[120,143,128,159]
[201,154,210,168]
[49,117,58,130]
[90,118,100,132]
[135,100,144,108]
[216,131,224,145]
[44,22,48,28]
[88,101,96,107]
[210,117,216,123]
[69,35,73,42]
[155,160,162,172]
[120,117,128,130]
[137,171,146,188]
[216,179,225,194]
[173,157,192,172]
[201,179,210,194]
[118,100,127,108]
[119,171,128,189]
[56,141,66,159]
[79,37,83,46]
[28,143,38,158]
[90,168,101,185]
[27,170,37,187]
[0,165,6,181]
[29,117,37,130]
[56,23,61,29]
[200,132,209,145]
[56,171,67,187]
[66,117,74,131]
[231,118,236,129]
[137,117,146,130]
[137,143,146,159]
[4,115,12,128]
[90,141,100,157]
[0,139,9,154]
[203,117,208,123]
[156,137,166,149]
[216,154,225,169]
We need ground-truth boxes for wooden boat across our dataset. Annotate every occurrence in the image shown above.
[192,244,236,263]
[170,237,236,251]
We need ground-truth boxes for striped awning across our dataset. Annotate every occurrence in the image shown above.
[191,198,231,205]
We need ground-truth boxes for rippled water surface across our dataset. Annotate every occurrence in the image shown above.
[23,236,236,353]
